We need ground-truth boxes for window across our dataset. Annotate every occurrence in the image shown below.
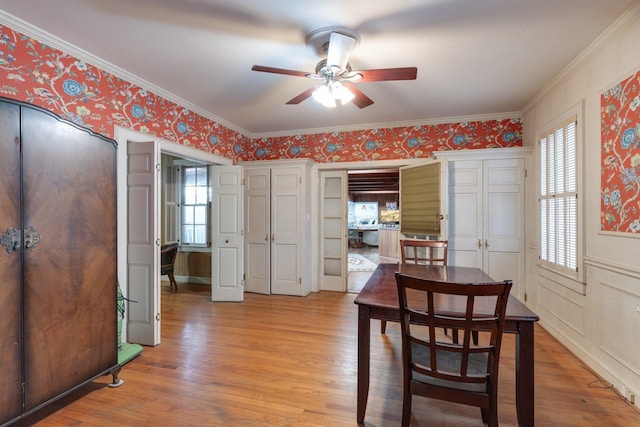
[181,165,210,246]
[539,113,581,279]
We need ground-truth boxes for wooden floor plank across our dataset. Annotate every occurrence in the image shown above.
[13,282,640,426]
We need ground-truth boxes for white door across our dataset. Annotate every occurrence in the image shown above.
[127,141,160,346]
[320,170,348,291]
[447,158,524,297]
[447,160,483,268]
[270,167,302,295]
[483,158,525,297]
[244,168,270,294]
[211,165,244,302]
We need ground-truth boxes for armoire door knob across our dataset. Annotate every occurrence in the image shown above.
[1,227,21,253]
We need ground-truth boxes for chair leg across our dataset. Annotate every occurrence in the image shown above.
[450,329,479,345]
[381,320,387,334]
[401,390,412,427]
[169,273,178,292]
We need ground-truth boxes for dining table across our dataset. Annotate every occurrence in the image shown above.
[354,263,540,427]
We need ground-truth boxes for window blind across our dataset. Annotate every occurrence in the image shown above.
[539,116,577,273]
[400,162,441,236]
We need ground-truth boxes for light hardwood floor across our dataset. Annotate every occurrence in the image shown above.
[14,282,640,426]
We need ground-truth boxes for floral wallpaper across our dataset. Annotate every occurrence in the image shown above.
[0,22,521,167]
[0,24,247,159]
[243,119,522,162]
[601,69,640,234]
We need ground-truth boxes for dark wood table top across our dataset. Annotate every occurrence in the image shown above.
[354,263,539,323]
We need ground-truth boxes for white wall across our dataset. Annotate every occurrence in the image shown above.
[522,5,640,406]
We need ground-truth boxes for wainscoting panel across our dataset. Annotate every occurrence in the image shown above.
[592,266,640,377]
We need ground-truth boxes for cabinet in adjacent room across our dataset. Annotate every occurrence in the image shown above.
[243,160,312,296]
[439,148,529,300]
[0,99,118,425]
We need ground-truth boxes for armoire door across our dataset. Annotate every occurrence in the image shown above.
[0,101,22,424]
[21,106,118,410]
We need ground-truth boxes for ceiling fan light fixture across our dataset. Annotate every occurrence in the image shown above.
[333,82,355,104]
[312,81,354,108]
[312,84,337,108]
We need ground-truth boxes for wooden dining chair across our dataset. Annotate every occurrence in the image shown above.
[160,243,179,291]
[382,240,451,336]
[395,272,512,427]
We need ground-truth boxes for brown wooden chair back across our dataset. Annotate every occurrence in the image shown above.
[160,243,179,291]
[400,239,448,265]
[395,272,512,427]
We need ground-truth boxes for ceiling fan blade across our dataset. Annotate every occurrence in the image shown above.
[251,65,309,78]
[344,83,374,109]
[326,32,355,72]
[357,67,418,82]
[285,87,315,105]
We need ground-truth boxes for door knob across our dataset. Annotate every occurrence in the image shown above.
[1,227,21,253]
[24,226,42,250]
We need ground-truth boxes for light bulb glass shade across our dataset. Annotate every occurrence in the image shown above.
[312,84,336,107]
[333,83,355,104]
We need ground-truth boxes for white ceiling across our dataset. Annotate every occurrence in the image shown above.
[0,0,636,137]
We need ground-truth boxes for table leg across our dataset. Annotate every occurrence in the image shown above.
[515,321,535,427]
[357,305,371,424]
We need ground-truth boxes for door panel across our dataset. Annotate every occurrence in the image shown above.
[211,166,243,302]
[127,141,160,346]
[270,168,301,295]
[0,102,22,424]
[22,106,117,409]
[244,168,270,294]
[447,160,482,269]
[320,170,347,291]
[484,158,524,295]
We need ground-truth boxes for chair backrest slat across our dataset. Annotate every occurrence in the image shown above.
[400,240,448,265]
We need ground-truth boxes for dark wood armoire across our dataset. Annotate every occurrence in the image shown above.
[0,99,119,425]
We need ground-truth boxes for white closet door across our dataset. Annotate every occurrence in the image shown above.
[320,170,347,291]
[483,158,524,298]
[244,168,271,294]
[447,158,524,298]
[127,141,160,346]
[211,165,244,302]
[447,160,483,269]
[270,167,302,295]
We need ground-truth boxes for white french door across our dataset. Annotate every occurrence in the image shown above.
[126,141,160,346]
[320,170,348,291]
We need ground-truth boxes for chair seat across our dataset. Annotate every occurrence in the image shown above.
[411,343,488,393]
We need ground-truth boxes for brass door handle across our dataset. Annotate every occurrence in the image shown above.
[484,240,489,249]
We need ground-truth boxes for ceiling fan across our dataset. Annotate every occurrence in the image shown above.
[251,27,417,108]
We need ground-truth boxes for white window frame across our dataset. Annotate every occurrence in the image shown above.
[180,164,211,247]
[537,103,584,283]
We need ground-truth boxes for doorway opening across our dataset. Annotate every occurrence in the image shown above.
[347,168,399,292]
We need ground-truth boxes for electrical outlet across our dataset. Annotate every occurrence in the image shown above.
[619,385,636,404]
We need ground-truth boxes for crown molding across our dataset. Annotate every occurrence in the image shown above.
[522,2,640,114]
[0,11,252,138]
[247,111,522,140]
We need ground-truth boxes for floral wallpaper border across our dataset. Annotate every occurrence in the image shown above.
[601,68,640,234]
